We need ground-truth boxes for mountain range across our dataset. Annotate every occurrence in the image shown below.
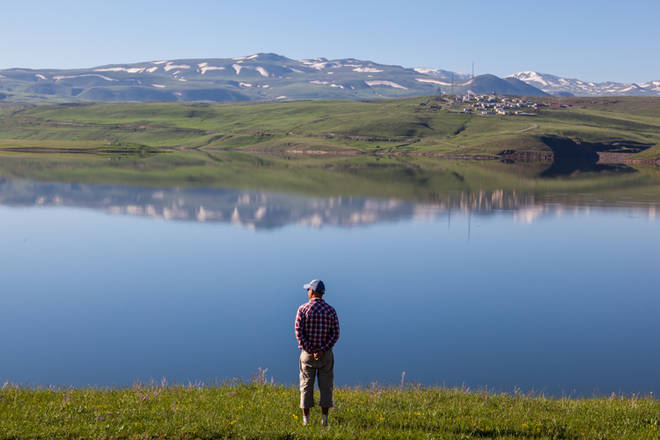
[0,53,658,103]
[508,71,660,97]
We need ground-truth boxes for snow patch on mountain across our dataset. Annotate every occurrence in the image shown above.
[365,80,407,90]
[54,74,116,82]
[199,64,225,74]
[299,59,328,70]
[95,67,147,74]
[232,64,243,75]
[255,66,269,77]
[512,71,549,86]
[416,78,451,86]
[233,54,259,61]
[414,67,437,75]
[163,63,191,72]
[354,67,383,73]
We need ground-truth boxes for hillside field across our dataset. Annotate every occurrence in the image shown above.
[0,96,659,162]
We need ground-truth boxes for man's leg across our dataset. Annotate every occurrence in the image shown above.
[317,350,334,426]
[299,351,316,424]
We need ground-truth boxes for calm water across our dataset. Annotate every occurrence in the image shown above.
[0,177,658,396]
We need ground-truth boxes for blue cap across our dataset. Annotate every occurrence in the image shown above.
[303,279,325,293]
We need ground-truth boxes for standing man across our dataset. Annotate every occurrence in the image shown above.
[295,279,340,427]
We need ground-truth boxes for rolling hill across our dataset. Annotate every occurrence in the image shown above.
[1,96,659,161]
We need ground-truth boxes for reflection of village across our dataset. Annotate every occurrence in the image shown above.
[0,180,656,229]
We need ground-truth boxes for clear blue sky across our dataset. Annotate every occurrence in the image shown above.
[2,0,658,82]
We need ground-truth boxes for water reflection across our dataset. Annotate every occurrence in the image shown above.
[0,175,658,396]
[0,179,658,229]
[0,158,659,395]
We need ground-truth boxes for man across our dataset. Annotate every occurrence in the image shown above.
[294,279,340,427]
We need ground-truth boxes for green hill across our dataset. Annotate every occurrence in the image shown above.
[1,96,658,161]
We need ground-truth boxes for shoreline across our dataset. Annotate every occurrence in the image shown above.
[2,145,660,165]
[230,147,660,164]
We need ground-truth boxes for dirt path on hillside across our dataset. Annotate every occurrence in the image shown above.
[518,124,538,133]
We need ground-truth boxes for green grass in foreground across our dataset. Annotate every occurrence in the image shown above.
[1,383,657,439]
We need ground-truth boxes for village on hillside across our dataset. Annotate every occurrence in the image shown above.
[418,93,547,116]
[447,93,540,116]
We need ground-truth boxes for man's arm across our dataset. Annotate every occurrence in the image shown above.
[295,307,312,352]
[320,310,340,353]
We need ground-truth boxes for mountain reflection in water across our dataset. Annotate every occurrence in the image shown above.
[0,179,658,229]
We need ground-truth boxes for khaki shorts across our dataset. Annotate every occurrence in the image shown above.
[299,349,334,408]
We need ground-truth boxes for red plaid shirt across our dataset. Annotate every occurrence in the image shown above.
[295,298,340,353]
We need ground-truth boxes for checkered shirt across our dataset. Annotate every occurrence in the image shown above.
[295,298,340,354]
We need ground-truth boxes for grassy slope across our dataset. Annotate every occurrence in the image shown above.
[0,384,657,440]
[0,97,658,159]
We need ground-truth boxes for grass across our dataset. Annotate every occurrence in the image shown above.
[1,381,657,439]
[1,97,659,159]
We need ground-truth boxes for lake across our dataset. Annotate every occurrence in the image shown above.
[0,158,658,397]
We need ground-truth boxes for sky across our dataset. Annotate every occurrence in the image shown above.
[1,0,658,83]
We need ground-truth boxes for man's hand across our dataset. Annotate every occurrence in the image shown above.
[313,351,324,361]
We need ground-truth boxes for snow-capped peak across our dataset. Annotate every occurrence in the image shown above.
[414,67,439,75]
[507,71,558,87]
[509,71,660,97]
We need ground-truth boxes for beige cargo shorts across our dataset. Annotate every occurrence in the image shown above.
[299,349,334,408]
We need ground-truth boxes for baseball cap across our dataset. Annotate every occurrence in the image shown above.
[303,279,325,293]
